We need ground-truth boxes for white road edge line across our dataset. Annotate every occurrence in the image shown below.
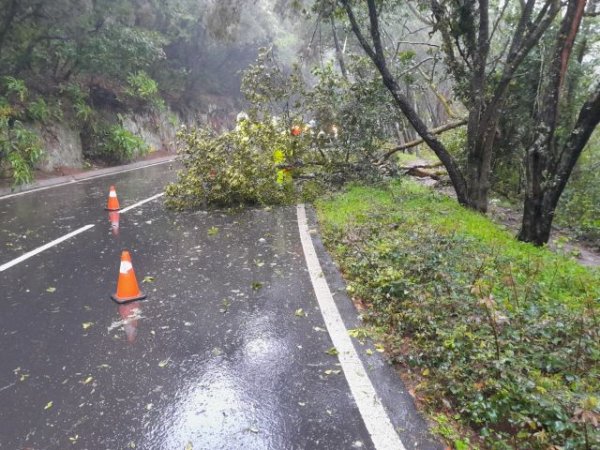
[119,192,164,213]
[0,159,174,200]
[0,224,95,272]
[296,204,406,450]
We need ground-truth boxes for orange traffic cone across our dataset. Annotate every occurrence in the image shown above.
[111,250,146,304]
[105,185,120,211]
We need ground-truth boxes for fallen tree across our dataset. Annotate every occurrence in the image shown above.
[378,119,467,163]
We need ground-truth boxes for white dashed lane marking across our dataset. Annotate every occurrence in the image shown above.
[119,193,164,214]
[0,224,95,272]
[1,191,164,272]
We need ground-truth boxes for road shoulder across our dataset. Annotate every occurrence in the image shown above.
[0,155,176,199]
[303,204,443,450]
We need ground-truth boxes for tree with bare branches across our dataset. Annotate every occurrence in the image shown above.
[336,0,562,213]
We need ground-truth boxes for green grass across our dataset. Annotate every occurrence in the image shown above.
[316,179,599,450]
[394,148,440,166]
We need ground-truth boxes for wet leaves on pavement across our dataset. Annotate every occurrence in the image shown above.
[325,347,339,356]
[220,299,230,313]
[158,358,170,368]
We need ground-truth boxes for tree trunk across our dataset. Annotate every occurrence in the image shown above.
[464,103,499,212]
[341,0,470,206]
[518,133,556,244]
[518,0,592,245]
[519,83,600,244]
[330,16,348,81]
[518,192,556,245]
[382,72,470,205]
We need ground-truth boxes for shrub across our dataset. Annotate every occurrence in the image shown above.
[165,120,295,209]
[317,181,600,449]
[100,125,148,163]
[26,97,50,122]
[125,71,165,110]
[2,76,28,102]
[62,84,93,123]
[0,115,43,185]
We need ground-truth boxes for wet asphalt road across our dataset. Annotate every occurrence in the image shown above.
[0,163,440,449]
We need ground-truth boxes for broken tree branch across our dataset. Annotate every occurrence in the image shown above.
[379,119,467,162]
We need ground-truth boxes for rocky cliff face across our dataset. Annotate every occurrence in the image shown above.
[28,90,239,173]
[32,123,84,171]
[121,110,177,153]
[32,109,180,172]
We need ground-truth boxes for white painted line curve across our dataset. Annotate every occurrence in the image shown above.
[0,224,95,272]
[296,204,406,450]
[0,159,174,200]
[0,180,78,200]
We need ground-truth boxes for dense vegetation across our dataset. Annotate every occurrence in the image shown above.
[0,0,302,184]
[317,180,599,449]
[165,120,296,209]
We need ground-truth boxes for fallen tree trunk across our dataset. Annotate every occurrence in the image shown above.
[379,119,467,163]
[398,162,444,170]
[405,167,443,180]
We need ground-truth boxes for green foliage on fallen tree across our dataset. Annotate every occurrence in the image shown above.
[165,120,297,209]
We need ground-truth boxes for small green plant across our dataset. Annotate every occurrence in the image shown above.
[2,77,28,102]
[62,83,93,123]
[100,125,148,163]
[0,116,43,185]
[167,113,179,128]
[74,101,93,122]
[26,97,50,122]
[125,71,164,110]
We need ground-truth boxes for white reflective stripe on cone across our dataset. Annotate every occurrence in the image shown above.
[119,261,133,274]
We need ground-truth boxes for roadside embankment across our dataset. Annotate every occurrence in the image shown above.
[315,179,600,450]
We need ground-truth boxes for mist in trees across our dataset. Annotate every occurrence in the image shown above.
[0,0,306,112]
